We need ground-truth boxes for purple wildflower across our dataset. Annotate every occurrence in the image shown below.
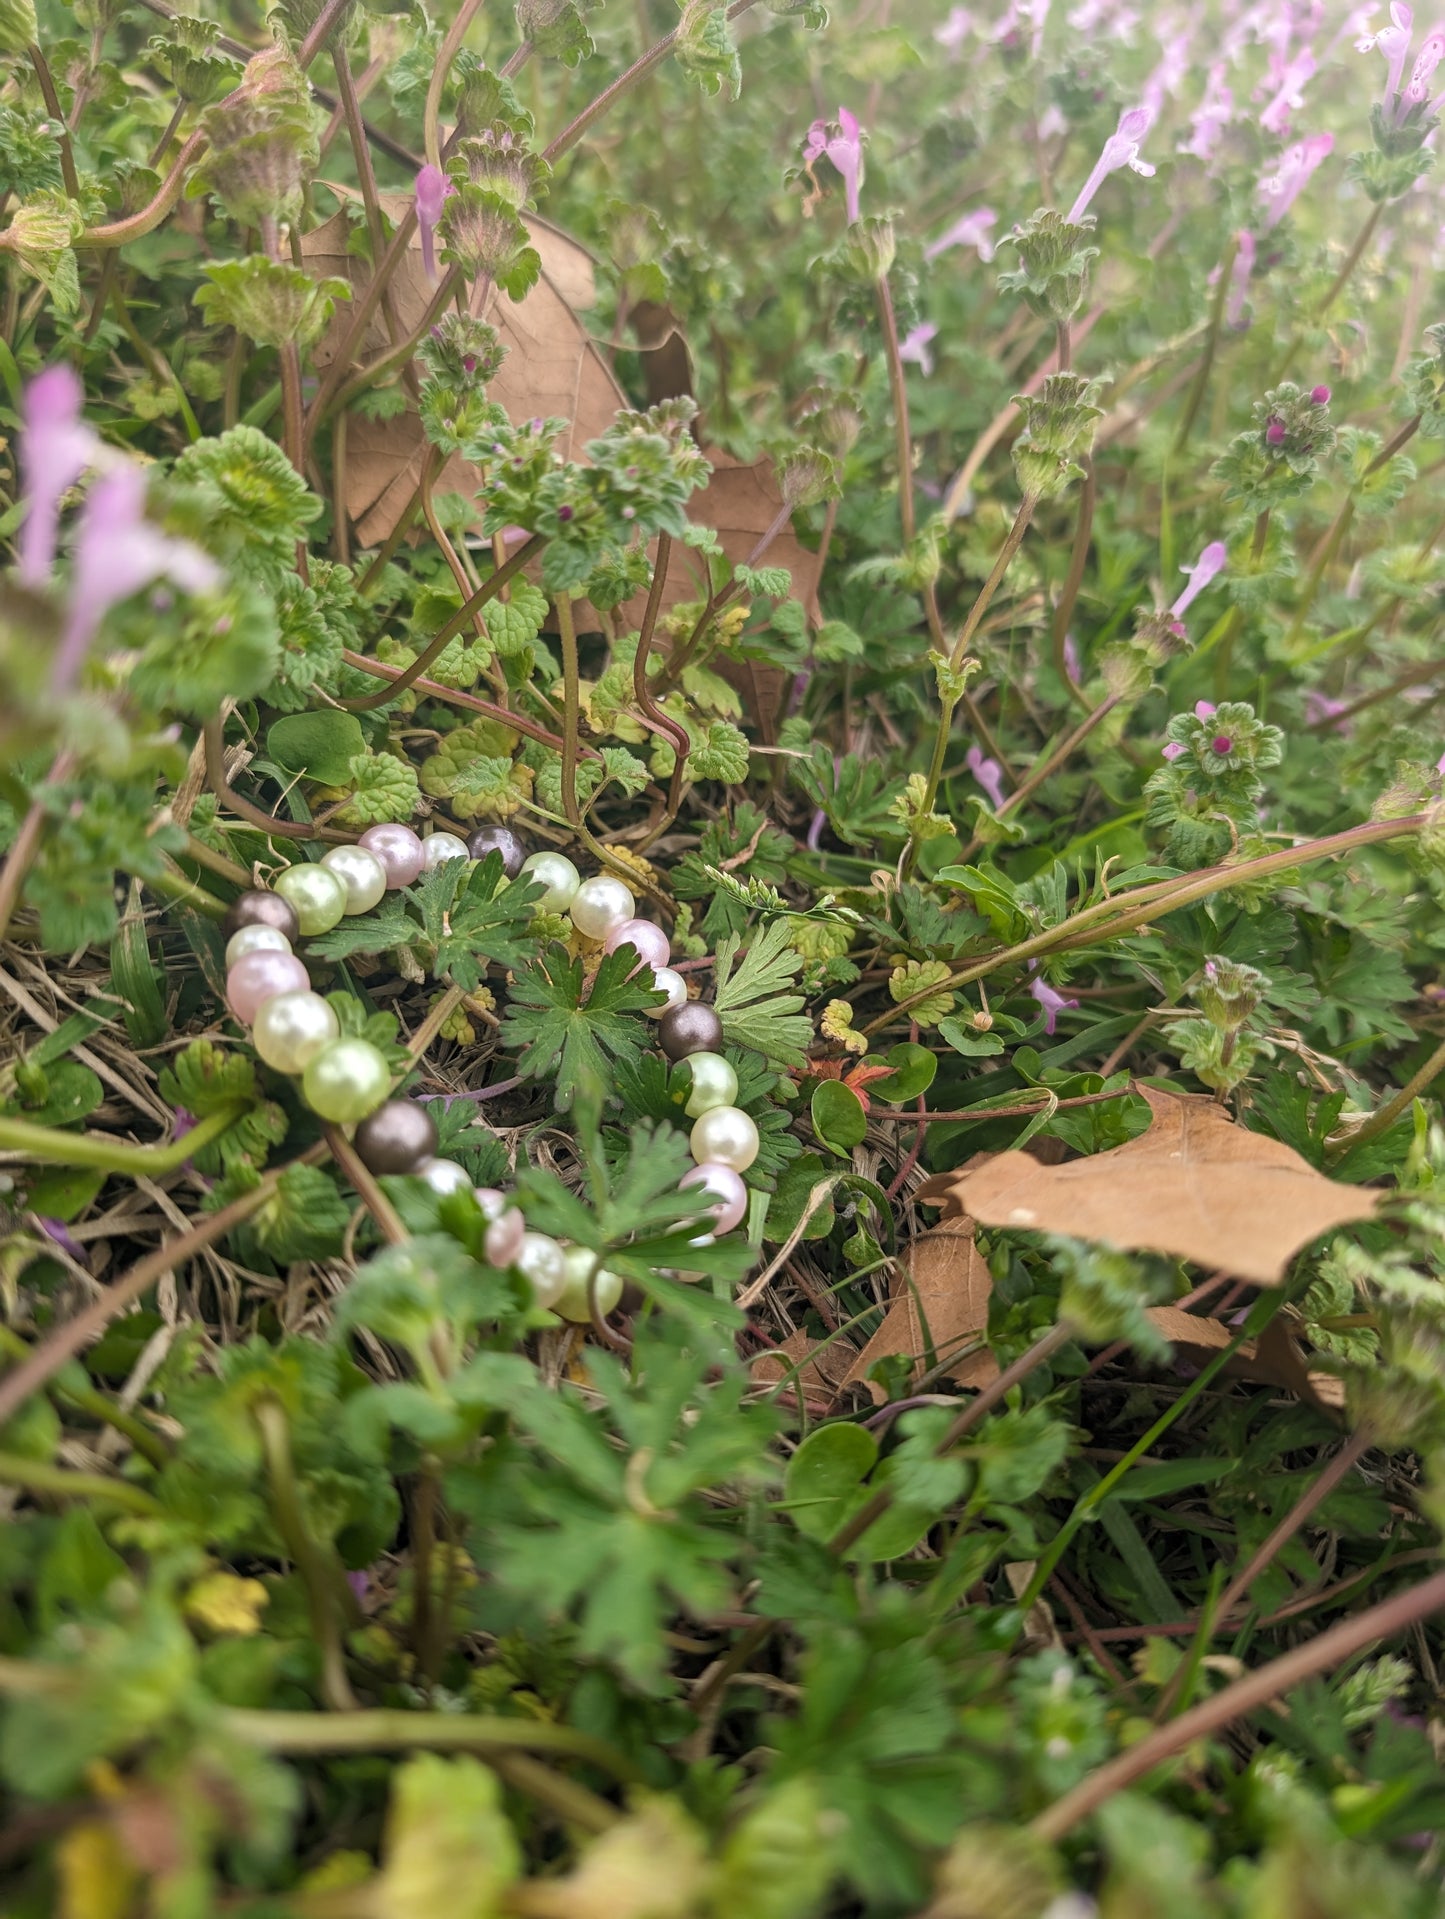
[1162,741,1187,761]
[52,465,219,694]
[1211,734,1234,755]
[1258,131,1334,229]
[1029,971,1078,1035]
[806,807,827,851]
[1436,747,1445,775]
[899,322,939,376]
[1402,25,1445,115]
[1259,47,1315,135]
[1304,689,1350,731]
[803,107,863,225]
[965,744,1007,811]
[1311,383,1331,403]
[1170,540,1227,621]
[1195,700,1217,719]
[415,164,448,282]
[1357,3,1415,106]
[35,1217,87,1265]
[935,6,974,52]
[924,206,998,262]
[1142,31,1194,118]
[1182,62,1234,160]
[1066,106,1155,223]
[1063,631,1082,683]
[18,364,100,587]
[1265,416,1287,444]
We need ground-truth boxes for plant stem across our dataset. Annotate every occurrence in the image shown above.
[632,531,692,767]
[0,1450,162,1515]
[0,1102,245,1176]
[26,48,80,200]
[1338,1029,1445,1153]
[1031,1565,1445,1843]
[1214,507,1268,698]
[1051,461,1095,711]
[323,1123,409,1245]
[875,270,916,546]
[255,1401,358,1712]
[221,1704,642,1779]
[204,717,354,843]
[1173,230,1237,455]
[1317,202,1383,320]
[997,694,1118,822]
[423,0,485,170]
[339,538,543,711]
[339,650,599,758]
[0,750,74,944]
[1280,496,1355,655]
[0,1143,328,1434]
[1212,1425,1375,1626]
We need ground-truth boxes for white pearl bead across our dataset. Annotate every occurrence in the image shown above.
[225,924,292,968]
[680,1162,749,1235]
[515,1231,567,1308]
[682,1051,738,1119]
[418,1157,472,1196]
[645,967,689,1017]
[569,874,636,941]
[689,1105,760,1173]
[483,1206,526,1268]
[554,1244,623,1322]
[252,990,340,1075]
[603,917,670,971]
[422,831,471,870]
[520,851,581,911]
[302,1038,392,1123]
[321,844,388,915]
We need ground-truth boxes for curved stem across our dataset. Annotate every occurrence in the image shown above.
[1032,1566,1445,1843]
[1212,1425,1375,1626]
[0,1102,245,1176]
[338,538,543,711]
[423,0,485,170]
[204,717,355,843]
[1340,1029,1445,1152]
[0,1450,161,1516]
[323,1123,409,1245]
[26,48,80,200]
[255,1400,358,1712]
[339,649,599,758]
[222,1703,642,1780]
[1051,462,1095,711]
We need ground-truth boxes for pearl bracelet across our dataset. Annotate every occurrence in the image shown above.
[219,820,758,1316]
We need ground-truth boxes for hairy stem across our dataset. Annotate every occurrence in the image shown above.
[876,271,916,546]
[255,1401,358,1712]
[0,1102,245,1176]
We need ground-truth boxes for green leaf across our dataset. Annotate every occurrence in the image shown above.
[266,710,367,785]
[502,942,664,1110]
[872,1042,937,1104]
[811,1080,868,1156]
[380,1754,521,1919]
[714,918,813,1068]
[109,883,168,1047]
[785,1423,879,1542]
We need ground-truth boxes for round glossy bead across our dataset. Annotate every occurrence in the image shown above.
[689,1105,760,1174]
[301,1038,392,1124]
[520,851,581,911]
[466,823,529,878]
[252,990,340,1075]
[682,1051,738,1119]
[473,1186,508,1221]
[225,923,292,969]
[483,1206,526,1269]
[418,1156,471,1197]
[645,967,689,1017]
[227,949,310,1025]
[554,1244,624,1323]
[359,822,426,889]
[353,1099,439,1176]
[603,917,670,972]
[273,863,349,937]
[659,1000,724,1061]
[223,889,301,945]
[680,1162,748,1236]
[422,831,471,870]
[569,875,636,942]
[515,1231,567,1309]
[320,844,387,916]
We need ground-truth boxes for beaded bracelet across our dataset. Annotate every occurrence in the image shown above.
[220,819,758,1321]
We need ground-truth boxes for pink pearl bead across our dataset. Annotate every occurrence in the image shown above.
[602,917,670,972]
[227,950,310,1025]
[484,1207,526,1268]
[358,822,425,889]
[680,1162,748,1235]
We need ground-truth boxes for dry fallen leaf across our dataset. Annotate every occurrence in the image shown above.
[840,1220,999,1405]
[918,1086,1378,1286]
[303,195,820,724]
[751,1327,854,1415]
[1144,1306,1346,1411]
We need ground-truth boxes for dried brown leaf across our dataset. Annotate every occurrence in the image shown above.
[921,1086,1378,1286]
[751,1327,853,1415]
[1143,1307,1346,1411]
[840,1220,999,1405]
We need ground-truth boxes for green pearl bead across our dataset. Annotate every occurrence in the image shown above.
[682,1051,738,1119]
[273,863,348,936]
[302,1037,392,1123]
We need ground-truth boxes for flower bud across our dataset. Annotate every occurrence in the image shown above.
[196,49,319,230]
[0,0,37,59]
[1194,957,1268,1030]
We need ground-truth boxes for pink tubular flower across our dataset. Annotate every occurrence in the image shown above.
[899,322,939,376]
[803,107,863,225]
[1195,700,1218,719]
[1357,3,1415,104]
[18,364,100,587]
[1304,690,1350,731]
[415,164,448,282]
[1170,540,1227,619]
[1029,971,1078,1035]
[935,6,974,52]
[1182,62,1234,160]
[1258,131,1333,230]
[53,465,219,694]
[1162,741,1187,761]
[1402,25,1445,116]
[1066,106,1155,223]
[1063,632,1082,683]
[1259,47,1315,135]
[965,744,1007,811]
[924,206,998,262]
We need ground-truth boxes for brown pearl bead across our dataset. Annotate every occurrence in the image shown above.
[659,1001,724,1061]
[352,1099,440,1177]
[465,823,529,879]
[224,889,300,945]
